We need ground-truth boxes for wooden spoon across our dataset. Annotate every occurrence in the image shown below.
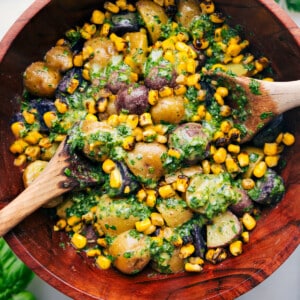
[211,73,300,142]
[0,138,103,237]
[1,76,299,237]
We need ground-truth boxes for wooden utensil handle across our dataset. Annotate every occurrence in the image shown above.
[0,141,70,237]
[262,80,300,114]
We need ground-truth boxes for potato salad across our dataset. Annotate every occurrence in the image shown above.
[9,0,295,275]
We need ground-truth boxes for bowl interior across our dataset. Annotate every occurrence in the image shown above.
[0,0,299,299]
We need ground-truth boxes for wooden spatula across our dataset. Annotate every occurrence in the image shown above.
[0,138,103,236]
[210,73,300,142]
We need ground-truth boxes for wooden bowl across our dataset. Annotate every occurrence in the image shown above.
[0,0,299,299]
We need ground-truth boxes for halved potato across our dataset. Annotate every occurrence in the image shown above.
[206,211,242,248]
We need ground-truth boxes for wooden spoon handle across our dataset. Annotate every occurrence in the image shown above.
[261,80,300,114]
[0,141,71,237]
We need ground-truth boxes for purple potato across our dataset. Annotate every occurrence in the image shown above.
[115,85,150,115]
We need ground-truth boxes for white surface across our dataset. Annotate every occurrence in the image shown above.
[1,1,299,299]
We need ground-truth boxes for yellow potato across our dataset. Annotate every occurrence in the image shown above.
[125,142,167,185]
[44,45,73,72]
[23,61,61,97]
[136,0,168,43]
[150,96,185,124]
[176,0,202,29]
[96,195,141,236]
[109,230,151,274]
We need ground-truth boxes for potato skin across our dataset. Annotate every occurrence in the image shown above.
[125,142,167,185]
[96,195,143,236]
[150,96,185,124]
[109,230,151,274]
[115,85,150,115]
[83,37,117,69]
[136,0,168,43]
[156,196,193,228]
[44,46,73,72]
[176,0,202,28]
[23,61,61,97]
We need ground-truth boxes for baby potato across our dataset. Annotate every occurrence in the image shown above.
[125,142,167,185]
[152,247,185,274]
[23,61,61,97]
[150,96,185,125]
[44,45,73,72]
[176,0,202,29]
[23,160,48,187]
[96,195,146,236]
[23,160,63,208]
[83,37,117,69]
[80,120,116,161]
[136,0,168,43]
[156,197,193,228]
[109,229,151,274]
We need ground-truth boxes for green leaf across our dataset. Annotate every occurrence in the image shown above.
[0,238,35,300]
[12,291,36,300]
[285,0,300,12]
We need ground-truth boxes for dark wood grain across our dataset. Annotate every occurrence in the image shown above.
[0,0,299,299]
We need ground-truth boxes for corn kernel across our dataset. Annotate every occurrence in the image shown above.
[85,113,98,121]
[96,255,111,270]
[122,136,135,150]
[237,152,250,167]
[175,175,189,192]
[102,159,116,174]
[179,243,195,259]
[229,240,243,256]
[265,155,280,168]
[213,147,227,164]
[253,161,267,178]
[24,131,42,145]
[282,132,295,146]
[158,185,176,199]
[241,178,255,190]
[55,98,68,114]
[137,189,147,202]
[263,143,278,156]
[186,73,201,86]
[100,23,110,37]
[227,144,240,154]
[22,111,35,124]
[139,113,153,126]
[14,154,27,166]
[124,115,138,129]
[241,231,250,243]
[11,122,25,138]
[43,111,57,128]
[104,1,120,13]
[97,238,108,248]
[86,249,101,257]
[202,159,211,174]
[185,262,203,272]
[135,218,151,232]
[189,256,204,265]
[167,148,181,159]
[109,168,122,188]
[225,156,239,173]
[150,212,164,227]
[24,145,40,160]
[159,86,173,98]
[211,163,224,175]
[107,114,120,127]
[71,233,87,249]
[146,192,157,208]
[148,90,159,105]
[214,92,224,105]
[91,9,105,24]
[242,213,257,231]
